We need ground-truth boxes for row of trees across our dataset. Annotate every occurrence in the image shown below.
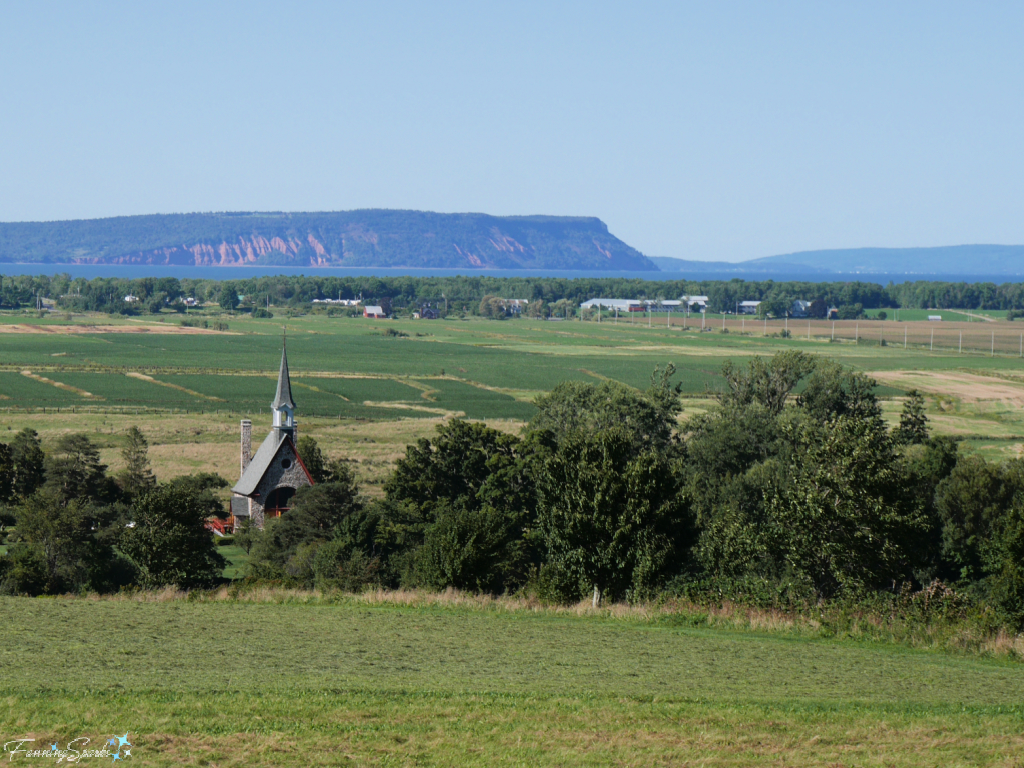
[3,351,1022,627]
[7,273,1024,316]
[0,427,227,594]
[242,353,1024,625]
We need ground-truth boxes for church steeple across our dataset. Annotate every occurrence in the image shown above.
[271,343,296,434]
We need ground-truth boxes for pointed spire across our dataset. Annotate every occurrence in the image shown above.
[272,345,295,410]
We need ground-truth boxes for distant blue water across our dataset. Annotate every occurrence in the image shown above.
[0,263,1019,285]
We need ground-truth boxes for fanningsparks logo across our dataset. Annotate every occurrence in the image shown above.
[3,734,133,763]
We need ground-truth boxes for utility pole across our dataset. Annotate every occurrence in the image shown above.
[959,330,962,354]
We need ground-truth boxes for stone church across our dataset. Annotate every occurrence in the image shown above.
[230,347,314,530]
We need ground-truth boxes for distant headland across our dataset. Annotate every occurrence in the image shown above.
[0,210,657,272]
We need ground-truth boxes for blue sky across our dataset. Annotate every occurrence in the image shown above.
[1,1,1022,262]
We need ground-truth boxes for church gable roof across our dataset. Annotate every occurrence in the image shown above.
[272,347,296,410]
[232,430,288,496]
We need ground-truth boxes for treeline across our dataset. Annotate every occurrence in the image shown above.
[0,427,228,594]
[241,354,1024,627]
[6,273,1024,315]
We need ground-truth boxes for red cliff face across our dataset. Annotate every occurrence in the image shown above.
[34,212,656,271]
[93,235,322,267]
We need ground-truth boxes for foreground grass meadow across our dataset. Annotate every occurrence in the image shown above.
[2,591,1024,766]
[3,310,1024,764]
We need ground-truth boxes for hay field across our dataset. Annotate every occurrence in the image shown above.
[3,309,1024,471]
[1,592,1023,766]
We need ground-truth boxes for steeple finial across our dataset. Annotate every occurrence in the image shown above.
[272,344,295,411]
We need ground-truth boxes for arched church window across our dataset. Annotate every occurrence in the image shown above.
[265,486,296,517]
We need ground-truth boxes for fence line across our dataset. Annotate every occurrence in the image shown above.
[591,313,1024,358]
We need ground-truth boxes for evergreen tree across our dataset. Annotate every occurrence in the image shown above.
[0,442,14,505]
[44,434,111,503]
[119,426,156,499]
[9,428,44,499]
[894,390,929,445]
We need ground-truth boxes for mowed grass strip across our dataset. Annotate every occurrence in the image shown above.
[1,597,1023,766]
[4,690,1023,767]
[1,598,1021,703]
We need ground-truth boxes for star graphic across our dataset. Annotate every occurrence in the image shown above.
[111,755,121,763]
[108,737,118,747]
[115,734,132,749]
[50,743,58,752]
[124,749,131,758]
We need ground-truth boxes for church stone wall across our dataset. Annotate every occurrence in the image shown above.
[251,439,312,529]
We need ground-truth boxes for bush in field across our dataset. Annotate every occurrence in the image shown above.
[764,417,927,598]
[120,476,227,589]
[218,284,239,310]
[247,468,373,586]
[5,490,125,595]
[385,419,539,593]
[537,428,686,604]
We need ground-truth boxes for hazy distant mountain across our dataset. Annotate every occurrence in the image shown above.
[653,246,1024,277]
[0,210,657,271]
[649,256,834,274]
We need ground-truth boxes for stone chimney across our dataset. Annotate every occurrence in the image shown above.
[240,419,252,475]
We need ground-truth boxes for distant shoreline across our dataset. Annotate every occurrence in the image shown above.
[1,262,1022,285]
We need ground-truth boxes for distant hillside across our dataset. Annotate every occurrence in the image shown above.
[653,246,1024,278]
[0,210,657,271]
[649,256,834,274]
[746,245,1024,276]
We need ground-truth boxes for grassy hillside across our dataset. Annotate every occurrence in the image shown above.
[0,210,657,270]
[1,593,1022,766]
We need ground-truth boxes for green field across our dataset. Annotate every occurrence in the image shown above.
[4,310,1024,469]
[1,593,1022,766]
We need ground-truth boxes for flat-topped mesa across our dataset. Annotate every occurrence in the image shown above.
[230,347,312,531]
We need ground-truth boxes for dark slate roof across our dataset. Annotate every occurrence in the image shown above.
[232,430,288,497]
[272,347,295,410]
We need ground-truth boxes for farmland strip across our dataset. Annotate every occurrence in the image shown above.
[20,370,101,399]
[126,372,225,401]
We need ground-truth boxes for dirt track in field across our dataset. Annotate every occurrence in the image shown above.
[871,370,1024,405]
[0,324,230,334]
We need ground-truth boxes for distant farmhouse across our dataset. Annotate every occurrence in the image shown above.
[363,305,386,318]
[790,300,813,317]
[230,348,314,531]
[738,300,761,314]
